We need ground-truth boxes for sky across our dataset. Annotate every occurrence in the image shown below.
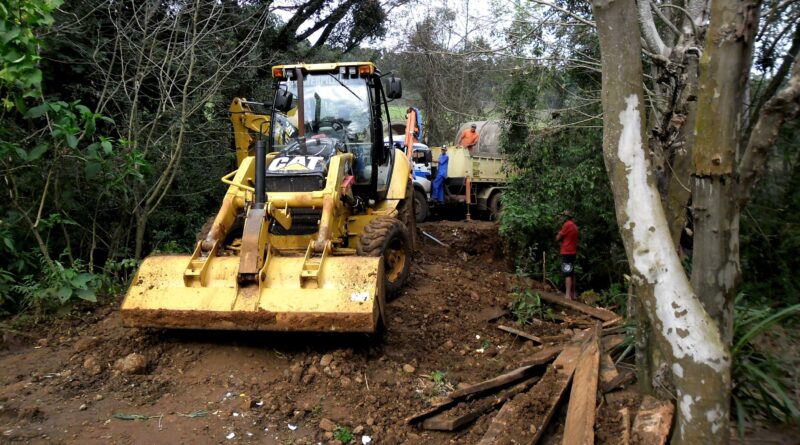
[271,0,516,51]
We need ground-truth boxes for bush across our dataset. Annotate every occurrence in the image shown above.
[510,289,555,324]
[9,256,100,316]
[731,295,800,434]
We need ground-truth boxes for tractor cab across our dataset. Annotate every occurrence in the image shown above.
[268,63,401,201]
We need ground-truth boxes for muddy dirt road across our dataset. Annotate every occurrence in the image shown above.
[0,221,615,445]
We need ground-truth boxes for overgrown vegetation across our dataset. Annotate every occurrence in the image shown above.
[0,0,402,316]
[500,73,625,292]
[509,289,555,324]
[731,297,800,434]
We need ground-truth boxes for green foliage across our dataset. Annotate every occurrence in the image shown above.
[0,3,134,315]
[333,426,353,444]
[739,119,800,305]
[510,289,555,324]
[0,0,396,320]
[731,295,800,434]
[0,0,62,107]
[152,239,188,254]
[429,370,446,384]
[599,282,628,310]
[499,67,626,291]
[427,370,450,396]
[9,256,99,315]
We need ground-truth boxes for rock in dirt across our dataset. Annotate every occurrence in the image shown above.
[83,356,103,376]
[320,418,336,431]
[73,337,100,353]
[114,353,148,374]
[402,364,415,373]
[2,330,36,350]
[17,404,43,420]
[320,354,334,367]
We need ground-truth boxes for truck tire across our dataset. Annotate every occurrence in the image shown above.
[413,188,428,223]
[395,180,417,248]
[357,217,411,298]
[395,180,415,229]
[488,191,503,221]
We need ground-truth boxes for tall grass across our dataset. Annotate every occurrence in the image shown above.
[731,294,800,435]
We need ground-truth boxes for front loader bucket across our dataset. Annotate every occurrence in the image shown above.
[120,254,384,333]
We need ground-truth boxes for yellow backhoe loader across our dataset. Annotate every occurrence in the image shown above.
[120,62,415,333]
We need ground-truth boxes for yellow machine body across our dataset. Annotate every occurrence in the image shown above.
[121,255,384,332]
[121,62,412,333]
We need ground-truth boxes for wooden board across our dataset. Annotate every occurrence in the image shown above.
[407,356,551,425]
[421,378,539,431]
[631,395,674,445]
[477,341,583,445]
[602,316,624,327]
[497,325,543,343]
[538,291,619,321]
[519,344,564,367]
[601,334,625,352]
[602,368,635,393]
[404,399,457,425]
[562,328,600,445]
[447,364,537,400]
[620,407,632,445]
[599,352,620,386]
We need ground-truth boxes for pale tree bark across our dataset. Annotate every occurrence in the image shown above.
[593,1,731,443]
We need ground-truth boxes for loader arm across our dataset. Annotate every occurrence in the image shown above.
[229,98,271,167]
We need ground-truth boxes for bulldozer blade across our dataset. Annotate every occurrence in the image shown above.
[120,255,384,333]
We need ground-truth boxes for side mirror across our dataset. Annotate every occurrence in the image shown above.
[386,77,402,99]
[274,89,294,113]
[425,151,433,164]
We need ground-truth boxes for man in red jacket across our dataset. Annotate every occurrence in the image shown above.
[556,210,579,300]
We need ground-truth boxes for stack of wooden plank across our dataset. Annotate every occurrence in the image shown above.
[406,294,675,444]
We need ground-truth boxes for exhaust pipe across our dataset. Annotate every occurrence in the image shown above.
[254,139,266,208]
[295,67,307,155]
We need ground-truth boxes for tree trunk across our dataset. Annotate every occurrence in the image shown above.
[690,0,759,343]
[134,210,148,260]
[593,1,731,443]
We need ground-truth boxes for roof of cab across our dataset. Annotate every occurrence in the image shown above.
[272,62,376,75]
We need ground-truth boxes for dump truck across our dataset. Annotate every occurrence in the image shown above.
[120,62,416,333]
[411,121,507,221]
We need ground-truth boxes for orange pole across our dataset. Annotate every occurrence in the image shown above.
[404,109,417,160]
[465,175,472,221]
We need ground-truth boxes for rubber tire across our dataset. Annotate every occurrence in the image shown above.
[488,191,503,221]
[413,188,429,223]
[394,179,417,248]
[395,180,415,228]
[357,217,411,298]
